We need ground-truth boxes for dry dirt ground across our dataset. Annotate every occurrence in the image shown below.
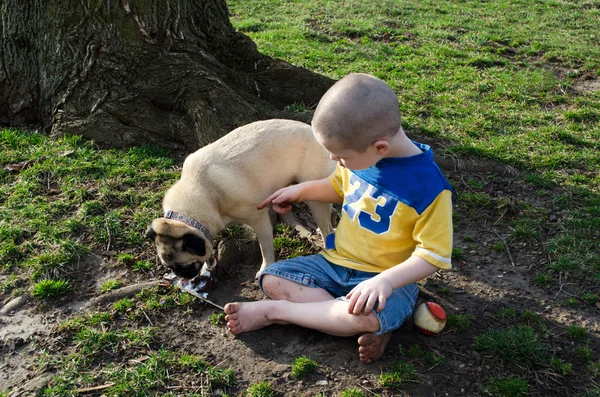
[1,158,599,396]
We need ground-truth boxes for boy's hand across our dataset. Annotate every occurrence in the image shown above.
[257,185,304,214]
[346,277,393,315]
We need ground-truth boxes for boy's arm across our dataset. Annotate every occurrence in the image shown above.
[257,177,343,214]
[346,256,438,315]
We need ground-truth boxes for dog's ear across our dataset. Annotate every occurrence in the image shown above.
[182,233,206,256]
[145,224,157,240]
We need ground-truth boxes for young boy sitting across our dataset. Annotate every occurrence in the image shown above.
[224,73,453,364]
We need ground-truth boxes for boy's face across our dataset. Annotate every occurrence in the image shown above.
[314,133,380,171]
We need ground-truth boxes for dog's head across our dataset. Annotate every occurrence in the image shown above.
[145,218,213,279]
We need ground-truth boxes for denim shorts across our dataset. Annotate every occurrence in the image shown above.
[258,254,419,335]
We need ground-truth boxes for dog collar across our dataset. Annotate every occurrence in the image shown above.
[164,210,213,242]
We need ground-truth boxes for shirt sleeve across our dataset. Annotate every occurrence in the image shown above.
[412,189,453,269]
[328,164,345,199]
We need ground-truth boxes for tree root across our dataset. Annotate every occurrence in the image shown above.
[85,280,161,308]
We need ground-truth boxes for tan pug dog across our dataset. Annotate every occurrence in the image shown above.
[146,119,336,280]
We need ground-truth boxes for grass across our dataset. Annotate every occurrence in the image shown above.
[32,279,71,298]
[41,311,237,396]
[378,362,418,388]
[483,376,529,397]
[398,344,445,368]
[551,358,573,376]
[273,224,318,259]
[447,313,475,333]
[340,389,366,397]
[474,326,549,369]
[566,325,588,341]
[2,0,600,395]
[209,312,226,326]
[0,132,178,301]
[291,356,318,378]
[101,279,121,291]
[246,382,276,397]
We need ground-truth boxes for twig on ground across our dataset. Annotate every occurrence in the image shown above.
[140,307,153,326]
[418,286,460,311]
[105,219,112,252]
[75,383,115,392]
[488,228,515,267]
[460,174,477,193]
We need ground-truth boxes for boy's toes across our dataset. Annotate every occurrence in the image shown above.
[357,333,392,364]
[224,302,241,315]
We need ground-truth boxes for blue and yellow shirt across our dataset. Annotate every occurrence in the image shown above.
[320,142,453,273]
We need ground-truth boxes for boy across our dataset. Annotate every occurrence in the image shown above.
[224,73,453,363]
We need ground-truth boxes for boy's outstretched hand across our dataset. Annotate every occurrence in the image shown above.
[346,277,393,315]
[257,184,304,214]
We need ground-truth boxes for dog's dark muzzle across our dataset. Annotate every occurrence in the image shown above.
[172,263,202,279]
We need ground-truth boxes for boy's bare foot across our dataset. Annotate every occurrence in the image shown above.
[224,301,277,335]
[357,332,392,364]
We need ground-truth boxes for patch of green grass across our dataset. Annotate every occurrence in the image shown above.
[0,130,178,301]
[284,102,311,113]
[551,358,573,376]
[101,279,121,291]
[575,345,595,363]
[437,287,450,296]
[205,366,236,389]
[209,312,226,326]
[219,224,246,240]
[131,260,154,272]
[582,293,599,305]
[491,241,506,253]
[494,307,517,320]
[399,344,445,368]
[452,247,465,260]
[463,235,475,243]
[458,192,494,209]
[246,381,275,397]
[291,356,318,378]
[447,313,475,333]
[116,253,136,266]
[519,311,545,330]
[113,298,135,313]
[274,225,317,259]
[32,279,71,298]
[465,178,484,189]
[379,362,418,388]
[510,217,541,240]
[483,376,529,397]
[340,388,366,397]
[59,312,113,332]
[474,326,548,369]
[534,273,553,288]
[75,326,155,358]
[40,330,235,397]
[583,387,600,397]
[588,361,600,377]
[566,325,588,341]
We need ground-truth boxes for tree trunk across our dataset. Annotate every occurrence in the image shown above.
[0,0,334,150]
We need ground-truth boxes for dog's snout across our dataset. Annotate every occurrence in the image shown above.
[174,263,200,279]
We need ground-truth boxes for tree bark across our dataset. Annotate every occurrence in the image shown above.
[0,0,334,150]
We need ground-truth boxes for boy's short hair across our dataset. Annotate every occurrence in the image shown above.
[312,73,402,152]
